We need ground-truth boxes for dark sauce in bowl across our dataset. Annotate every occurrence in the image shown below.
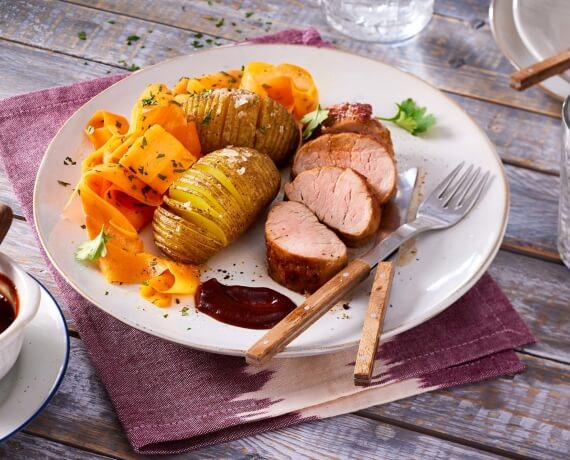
[0,273,18,335]
[195,278,296,329]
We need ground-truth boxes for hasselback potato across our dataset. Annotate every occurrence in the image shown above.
[153,147,280,263]
[175,89,300,166]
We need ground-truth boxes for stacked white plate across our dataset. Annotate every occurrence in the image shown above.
[491,0,570,100]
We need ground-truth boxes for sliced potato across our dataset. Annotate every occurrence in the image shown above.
[153,147,280,264]
[179,89,300,165]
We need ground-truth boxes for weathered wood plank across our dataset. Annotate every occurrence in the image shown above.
[0,39,118,100]
[0,431,114,460]
[184,414,505,460]
[23,336,566,459]
[360,353,570,460]
[2,0,562,117]
[505,164,560,262]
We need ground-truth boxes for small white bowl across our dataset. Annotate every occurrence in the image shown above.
[0,253,40,381]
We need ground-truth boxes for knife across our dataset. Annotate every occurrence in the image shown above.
[246,168,421,367]
[353,168,419,385]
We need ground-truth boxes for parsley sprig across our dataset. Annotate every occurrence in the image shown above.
[378,98,436,136]
[301,105,329,140]
[75,225,111,263]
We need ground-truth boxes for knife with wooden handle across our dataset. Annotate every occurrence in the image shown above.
[246,169,419,367]
[354,168,420,385]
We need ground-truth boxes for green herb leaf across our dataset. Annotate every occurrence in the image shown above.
[57,180,71,187]
[215,18,225,27]
[78,31,87,40]
[245,11,254,18]
[126,34,140,45]
[75,225,111,263]
[377,98,436,135]
[301,105,329,140]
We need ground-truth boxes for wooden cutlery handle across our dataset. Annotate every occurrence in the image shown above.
[510,48,570,91]
[353,261,395,386]
[245,259,371,367]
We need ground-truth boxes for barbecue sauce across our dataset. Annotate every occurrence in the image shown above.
[0,273,17,335]
[195,278,296,329]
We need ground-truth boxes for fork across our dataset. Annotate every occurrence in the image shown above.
[245,163,492,367]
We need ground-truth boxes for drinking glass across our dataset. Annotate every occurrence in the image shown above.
[323,0,434,43]
[559,96,570,268]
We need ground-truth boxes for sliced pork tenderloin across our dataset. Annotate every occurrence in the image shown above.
[284,166,380,246]
[265,201,348,293]
[292,132,397,204]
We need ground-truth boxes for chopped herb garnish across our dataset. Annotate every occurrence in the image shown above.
[258,126,267,135]
[141,136,148,148]
[245,11,254,18]
[118,60,140,71]
[156,153,165,159]
[86,124,95,135]
[377,98,436,135]
[126,34,140,45]
[157,173,167,181]
[105,290,109,295]
[192,40,204,49]
[201,110,212,126]
[215,18,225,27]
[80,224,86,229]
[107,20,115,24]
[163,313,169,318]
[57,180,71,187]
[301,104,329,140]
[78,31,87,40]
[141,93,158,107]
[75,225,111,263]
[64,156,77,165]
[181,306,189,316]
[194,32,204,39]
[138,166,146,175]
[173,168,186,173]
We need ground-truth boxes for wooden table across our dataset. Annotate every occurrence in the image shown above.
[1,1,569,458]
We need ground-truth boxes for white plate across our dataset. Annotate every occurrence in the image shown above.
[0,279,69,441]
[490,0,570,100]
[513,0,570,83]
[34,44,508,357]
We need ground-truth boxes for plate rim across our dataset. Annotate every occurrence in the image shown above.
[489,0,567,101]
[0,277,70,442]
[33,43,510,357]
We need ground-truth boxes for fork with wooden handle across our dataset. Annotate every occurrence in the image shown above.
[510,47,570,91]
[245,163,491,367]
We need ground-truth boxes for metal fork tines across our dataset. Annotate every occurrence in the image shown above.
[360,162,493,268]
[418,161,492,228]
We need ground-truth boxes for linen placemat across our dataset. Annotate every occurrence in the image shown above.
[0,29,535,454]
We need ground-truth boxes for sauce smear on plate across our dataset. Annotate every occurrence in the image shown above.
[195,278,296,329]
[0,274,17,334]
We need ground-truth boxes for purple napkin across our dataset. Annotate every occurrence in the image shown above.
[0,29,534,454]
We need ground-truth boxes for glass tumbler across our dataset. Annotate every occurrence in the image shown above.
[323,0,434,43]
[559,96,570,269]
